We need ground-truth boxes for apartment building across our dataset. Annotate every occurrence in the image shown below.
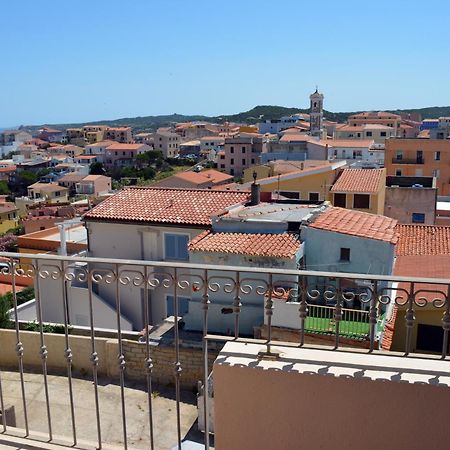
[104,143,150,169]
[104,126,133,143]
[221,134,267,176]
[153,130,181,158]
[27,182,69,204]
[347,111,402,134]
[330,168,386,215]
[84,140,116,163]
[76,174,111,195]
[334,124,395,144]
[385,138,450,196]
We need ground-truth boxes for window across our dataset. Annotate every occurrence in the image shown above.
[230,158,234,164]
[353,194,370,209]
[242,159,246,165]
[251,158,255,164]
[242,147,246,153]
[333,193,346,208]
[432,169,440,178]
[230,168,234,175]
[396,169,402,176]
[412,213,425,224]
[396,151,403,160]
[366,131,372,137]
[166,295,190,317]
[309,192,320,202]
[435,151,441,161]
[164,234,189,260]
[220,154,225,160]
[230,146,234,153]
[220,164,225,169]
[278,191,300,199]
[340,248,350,262]
[381,132,387,137]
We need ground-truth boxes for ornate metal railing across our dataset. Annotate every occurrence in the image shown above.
[0,251,449,449]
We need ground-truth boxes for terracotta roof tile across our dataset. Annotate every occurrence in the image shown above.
[381,306,398,351]
[309,207,398,244]
[83,187,250,226]
[188,230,301,258]
[331,168,385,193]
[396,224,450,256]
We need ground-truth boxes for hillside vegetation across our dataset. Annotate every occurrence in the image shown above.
[21,105,450,133]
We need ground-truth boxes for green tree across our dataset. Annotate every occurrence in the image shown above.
[89,162,105,175]
[0,180,9,195]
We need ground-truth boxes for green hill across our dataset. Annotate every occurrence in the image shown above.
[22,105,450,133]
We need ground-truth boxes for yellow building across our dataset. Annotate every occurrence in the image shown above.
[329,168,386,215]
[385,225,450,355]
[243,160,340,183]
[27,183,69,204]
[240,161,346,201]
[0,201,19,234]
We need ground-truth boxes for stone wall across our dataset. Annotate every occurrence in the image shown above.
[0,329,218,390]
[122,340,218,389]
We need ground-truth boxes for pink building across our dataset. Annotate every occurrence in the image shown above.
[221,134,267,177]
[104,143,150,169]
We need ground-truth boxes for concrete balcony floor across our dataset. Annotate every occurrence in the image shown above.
[1,370,202,450]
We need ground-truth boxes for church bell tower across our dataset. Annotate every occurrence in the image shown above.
[309,88,324,138]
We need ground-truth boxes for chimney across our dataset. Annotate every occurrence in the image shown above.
[250,170,260,206]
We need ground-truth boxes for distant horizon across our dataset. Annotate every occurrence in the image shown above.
[2,0,450,126]
[2,101,450,130]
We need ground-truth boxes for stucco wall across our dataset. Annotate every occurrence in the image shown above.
[303,227,395,276]
[385,187,436,224]
[214,342,450,450]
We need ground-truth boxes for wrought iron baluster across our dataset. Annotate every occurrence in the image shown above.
[441,284,450,359]
[115,263,128,450]
[60,261,77,446]
[87,264,102,449]
[264,274,274,355]
[299,275,308,347]
[405,282,415,356]
[10,257,29,436]
[34,259,53,441]
[233,271,242,339]
[333,279,343,349]
[369,281,378,352]
[202,268,210,449]
[173,267,182,450]
[143,266,154,450]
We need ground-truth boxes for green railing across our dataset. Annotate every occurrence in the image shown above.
[305,304,370,338]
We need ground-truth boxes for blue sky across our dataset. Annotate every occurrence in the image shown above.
[1,0,449,126]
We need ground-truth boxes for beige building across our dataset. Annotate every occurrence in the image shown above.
[104,127,133,143]
[27,183,69,204]
[76,175,112,195]
[153,130,181,158]
[347,111,402,134]
[334,123,395,144]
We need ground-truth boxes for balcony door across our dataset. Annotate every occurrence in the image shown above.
[416,150,423,164]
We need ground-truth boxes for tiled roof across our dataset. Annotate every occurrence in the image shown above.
[331,168,385,193]
[58,173,85,182]
[28,182,68,193]
[83,187,250,226]
[105,143,146,151]
[309,207,398,244]
[279,133,311,143]
[174,169,233,185]
[396,225,450,256]
[188,230,301,258]
[381,306,398,351]
[325,139,374,148]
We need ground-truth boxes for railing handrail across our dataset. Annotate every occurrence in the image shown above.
[1,251,449,285]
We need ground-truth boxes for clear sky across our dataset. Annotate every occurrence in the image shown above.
[1,0,449,127]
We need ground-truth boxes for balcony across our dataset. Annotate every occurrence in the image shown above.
[391,157,424,164]
[0,251,449,449]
